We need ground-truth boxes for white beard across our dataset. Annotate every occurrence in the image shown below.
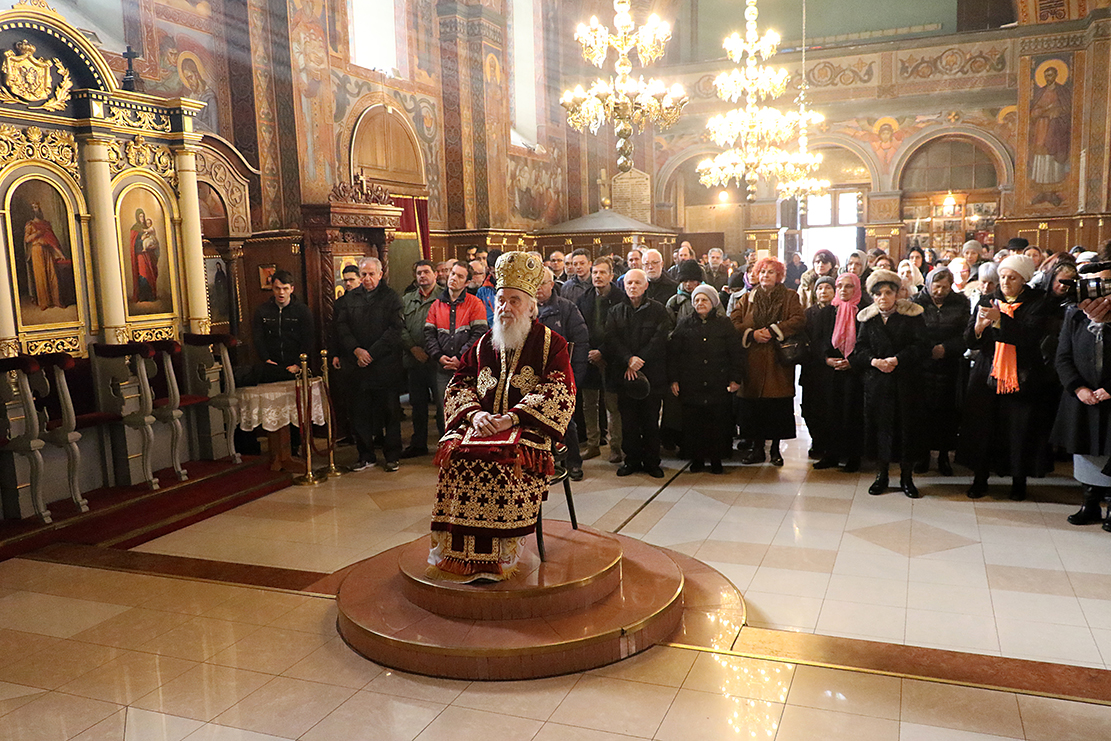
[491,312,532,353]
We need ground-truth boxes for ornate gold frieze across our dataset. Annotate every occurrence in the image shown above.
[0,338,20,358]
[106,105,172,133]
[131,324,176,342]
[23,333,81,355]
[0,39,71,112]
[0,124,79,180]
[329,179,393,205]
[109,134,177,190]
[190,317,212,334]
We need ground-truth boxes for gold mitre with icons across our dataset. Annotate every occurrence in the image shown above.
[494,251,543,297]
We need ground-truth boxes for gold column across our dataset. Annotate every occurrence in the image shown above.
[174,146,210,334]
[81,137,130,343]
[0,240,19,356]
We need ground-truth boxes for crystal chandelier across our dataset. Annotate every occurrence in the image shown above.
[767,0,828,204]
[697,0,827,202]
[561,0,689,173]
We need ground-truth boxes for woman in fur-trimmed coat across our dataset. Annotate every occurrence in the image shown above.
[850,269,930,498]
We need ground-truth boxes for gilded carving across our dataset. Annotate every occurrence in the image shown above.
[0,124,79,181]
[106,105,172,133]
[0,40,71,112]
[131,324,176,342]
[24,334,81,355]
[13,0,60,13]
[110,134,177,190]
[329,179,393,205]
[0,338,20,358]
[195,149,249,234]
[190,317,212,334]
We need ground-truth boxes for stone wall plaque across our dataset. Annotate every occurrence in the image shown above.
[611,168,652,224]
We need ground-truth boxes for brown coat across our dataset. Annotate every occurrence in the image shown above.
[731,284,806,399]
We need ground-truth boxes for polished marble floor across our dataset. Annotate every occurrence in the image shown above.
[3,412,1111,738]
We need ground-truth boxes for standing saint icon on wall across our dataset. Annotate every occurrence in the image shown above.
[1029,56,1071,207]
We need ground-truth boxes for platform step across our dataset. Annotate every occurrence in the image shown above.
[398,526,623,620]
[337,523,685,680]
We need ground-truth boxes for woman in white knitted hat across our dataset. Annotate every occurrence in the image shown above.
[959,254,1054,500]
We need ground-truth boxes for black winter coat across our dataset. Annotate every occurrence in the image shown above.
[577,284,628,389]
[913,288,970,449]
[964,287,1053,398]
[252,297,314,369]
[333,283,405,388]
[604,298,670,394]
[1051,305,1111,456]
[666,310,745,406]
[805,304,865,460]
[849,300,929,464]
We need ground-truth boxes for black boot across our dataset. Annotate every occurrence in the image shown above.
[690,459,705,473]
[901,466,921,499]
[741,440,766,465]
[1009,476,1027,502]
[869,465,889,495]
[937,451,953,477]
[769,440,784,467]
[1069,486,1104,525]
[967,473,989,499]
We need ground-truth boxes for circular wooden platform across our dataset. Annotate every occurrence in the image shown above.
[336,522,686,680]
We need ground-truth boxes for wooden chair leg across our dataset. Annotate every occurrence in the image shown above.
[27,448,51,524]
[139,423,158,491]
[169,416,188,481]
[65,441,89,513]
[563,477,578,530]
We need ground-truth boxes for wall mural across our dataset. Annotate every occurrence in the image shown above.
[1028,54,1072,207]
[117,184,175,318]
[145,16,226,135]
[290,0,333,196]
[508,144,565,227]
[6,177,79,328]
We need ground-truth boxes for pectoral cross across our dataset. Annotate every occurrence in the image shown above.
[122,46,142,92]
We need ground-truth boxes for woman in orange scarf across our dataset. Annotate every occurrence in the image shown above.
[960,255,1054,500]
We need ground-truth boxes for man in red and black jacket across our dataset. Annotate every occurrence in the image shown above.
[423,260,489,406]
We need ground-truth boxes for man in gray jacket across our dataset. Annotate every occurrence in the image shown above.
[400,260,442,457]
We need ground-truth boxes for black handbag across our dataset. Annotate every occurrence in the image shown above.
[774,333,810,366]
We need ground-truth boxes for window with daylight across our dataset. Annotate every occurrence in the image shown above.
[350,0,398,74]
[511,0,538,145]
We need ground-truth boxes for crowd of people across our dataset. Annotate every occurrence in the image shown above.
[248,236,1111,535]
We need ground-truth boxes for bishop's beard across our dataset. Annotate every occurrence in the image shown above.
[491,311,532,353]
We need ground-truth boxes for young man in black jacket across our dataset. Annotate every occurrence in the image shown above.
[334,257,406,472]
[252,269,314,382]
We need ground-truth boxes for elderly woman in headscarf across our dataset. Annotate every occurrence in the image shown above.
[668,285,745,474]
[798,249,839,310]
[964,261,999,310]
[948,257,971,292]
[801,276,837,459]
[732,257,806,466]
[808,272,866,471]
[959,255,1053,500]
[898,259,924,299]
[842,250,870,280]
[850,269,930,497]
[912,266,971,475]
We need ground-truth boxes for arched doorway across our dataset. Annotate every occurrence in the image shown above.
[797,146,873,265]
[898,136,1003,258]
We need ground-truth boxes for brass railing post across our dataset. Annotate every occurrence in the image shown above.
[293,353,321,486]
[321,349,341,478]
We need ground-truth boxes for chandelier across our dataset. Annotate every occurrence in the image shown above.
[560,0,689,173]
[697,0,827,202]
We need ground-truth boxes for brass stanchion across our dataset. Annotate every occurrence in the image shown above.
[320,349,342,478]
[293,353,322,486]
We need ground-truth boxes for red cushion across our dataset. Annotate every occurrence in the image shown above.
[179,394,209,407]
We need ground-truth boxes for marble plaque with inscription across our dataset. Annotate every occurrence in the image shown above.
[612,169,653,224]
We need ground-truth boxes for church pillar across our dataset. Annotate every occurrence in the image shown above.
[174,146,211,333]
[81,137,129,343]
[0,246,18,356]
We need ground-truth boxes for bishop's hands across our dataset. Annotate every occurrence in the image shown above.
[471,410,515,437]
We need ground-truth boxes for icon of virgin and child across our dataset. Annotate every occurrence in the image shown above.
[128,208,161,303]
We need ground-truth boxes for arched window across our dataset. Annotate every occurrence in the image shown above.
[350,0,398,74]
[901,138,999,192]
[510,0,538,145]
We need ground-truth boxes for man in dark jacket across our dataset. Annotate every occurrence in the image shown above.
[252,269,314,382]
[537,267,590,480]
[642,248,679,305]
[400,259,442,457]
[605,268,670,478]
[578,256,628,463]
[334,257,405,472]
